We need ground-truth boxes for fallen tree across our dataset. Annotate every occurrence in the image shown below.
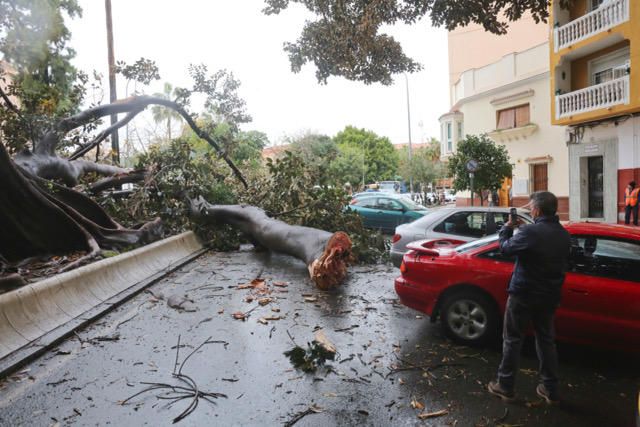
[0,140,162,269]
[189,197,354,289]
[6,94,248,189]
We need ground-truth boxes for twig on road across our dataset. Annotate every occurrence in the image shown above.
[121,335,227,423]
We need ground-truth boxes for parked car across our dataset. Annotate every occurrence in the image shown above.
[394,222,640,351]
[390,207,533,267]
[347,194,428,233]
[444,190,456,202]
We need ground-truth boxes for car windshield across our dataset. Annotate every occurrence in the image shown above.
[455,234,499,253]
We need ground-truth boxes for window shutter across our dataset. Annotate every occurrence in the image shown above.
[515,105,530,127]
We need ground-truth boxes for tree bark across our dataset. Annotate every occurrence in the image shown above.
[189,197,353,290]
[0,142,162,265]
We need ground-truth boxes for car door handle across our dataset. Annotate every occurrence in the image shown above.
[568,288,589,295]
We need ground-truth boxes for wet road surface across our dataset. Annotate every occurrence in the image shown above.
[0,247,638,426]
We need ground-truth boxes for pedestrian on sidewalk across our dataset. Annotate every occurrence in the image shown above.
[624,181,639,226]
[488,191,570,404]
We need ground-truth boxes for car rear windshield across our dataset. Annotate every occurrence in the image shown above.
[455,235,499,253]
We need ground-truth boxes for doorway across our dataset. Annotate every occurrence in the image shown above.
[532,163,548,192]
[588,156,604,218]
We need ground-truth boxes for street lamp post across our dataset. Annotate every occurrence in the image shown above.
[404,74,413,194]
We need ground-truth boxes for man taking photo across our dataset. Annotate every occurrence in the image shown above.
[488,191,570,404]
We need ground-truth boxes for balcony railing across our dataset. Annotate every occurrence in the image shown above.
[554,0,629,52]
[555,75,629,119]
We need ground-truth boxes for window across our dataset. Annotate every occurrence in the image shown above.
[496,104,530,130]
[590,48,630,85]
[377,198,404,211]
[434,212,487,238]
[569,236,640,282]
[492,213,532,230]
[355,198,377,209]
[478,248,516,263]
[446,122,453,152]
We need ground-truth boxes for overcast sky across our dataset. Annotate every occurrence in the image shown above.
[67,0,450,146]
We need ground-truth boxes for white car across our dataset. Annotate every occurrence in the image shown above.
[390,207,533,267]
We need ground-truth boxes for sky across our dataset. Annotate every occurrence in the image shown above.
[67,0,450,146]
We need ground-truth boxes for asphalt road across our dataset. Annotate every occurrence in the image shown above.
[0,247,638,426]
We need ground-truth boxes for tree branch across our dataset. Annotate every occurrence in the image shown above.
[37,96,247,188]
[89,170,147,193]
[68,107,143,160]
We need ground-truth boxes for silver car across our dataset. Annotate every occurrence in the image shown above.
[390,207,533,267]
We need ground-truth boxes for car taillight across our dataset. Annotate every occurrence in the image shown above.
[392,234,401,243]
[400,261,407,273]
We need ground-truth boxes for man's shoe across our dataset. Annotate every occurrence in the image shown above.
[536,384,560,404]
[488,381,516,402]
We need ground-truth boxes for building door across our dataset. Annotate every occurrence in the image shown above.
[532,164,548,192]
[588,156,604,218]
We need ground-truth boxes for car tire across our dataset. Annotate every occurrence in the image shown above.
[440,290,498,346]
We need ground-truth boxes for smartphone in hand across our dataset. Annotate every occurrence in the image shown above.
[509,208,518,225]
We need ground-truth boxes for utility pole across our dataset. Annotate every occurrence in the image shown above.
[404,74,413,194]
[105,0,119,165]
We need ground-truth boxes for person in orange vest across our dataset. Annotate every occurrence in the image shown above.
[624,181,639,226]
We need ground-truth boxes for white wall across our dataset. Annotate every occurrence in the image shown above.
[458,75,569,198]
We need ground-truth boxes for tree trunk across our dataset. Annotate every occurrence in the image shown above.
[0,142,162,266]
[189,197,353,290]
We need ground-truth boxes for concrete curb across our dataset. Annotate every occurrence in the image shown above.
[0,231,205,378]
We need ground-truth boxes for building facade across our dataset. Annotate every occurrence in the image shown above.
[441,40,569,218]
[550,0,639,223]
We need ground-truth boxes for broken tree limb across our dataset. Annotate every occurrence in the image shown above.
[189,197,353,290]
[21,95,247,188]
[0,141,162,264]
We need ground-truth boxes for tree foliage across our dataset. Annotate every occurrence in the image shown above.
[263,0,565,84]
[0,0,85,152]
[288,132,338,177]
[398,138,446,190]
[332,126,398,186]
[447,134,512,204]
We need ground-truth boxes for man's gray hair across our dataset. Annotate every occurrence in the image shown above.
[530,191,558,216]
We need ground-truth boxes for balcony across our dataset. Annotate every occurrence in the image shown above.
[554,0,629,52]
[555,74,629,119]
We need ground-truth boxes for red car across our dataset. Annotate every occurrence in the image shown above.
[394,222,640,351]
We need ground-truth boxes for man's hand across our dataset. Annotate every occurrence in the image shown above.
[506,218,525,228]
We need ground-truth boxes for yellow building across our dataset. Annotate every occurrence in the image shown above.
[550,0,640,222]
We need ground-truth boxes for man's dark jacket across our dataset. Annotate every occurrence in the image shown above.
[499,215,571,304]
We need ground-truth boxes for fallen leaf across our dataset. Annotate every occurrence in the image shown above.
[244,295,255,303]
[323,392,337,398]
[398,378,405,385]
[232,312,246,320]
[258,297,272,306]
[273,281,288,287]
[258,318,268,325]
[218,308,224,314]
[264,316,282,321]
[304,297,318,303]
[272,308,281,313]
[417,409,448,419]
[410,399,425,410]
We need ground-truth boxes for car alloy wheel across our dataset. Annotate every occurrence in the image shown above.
[440,291,498,346]
[446,299,488,341]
